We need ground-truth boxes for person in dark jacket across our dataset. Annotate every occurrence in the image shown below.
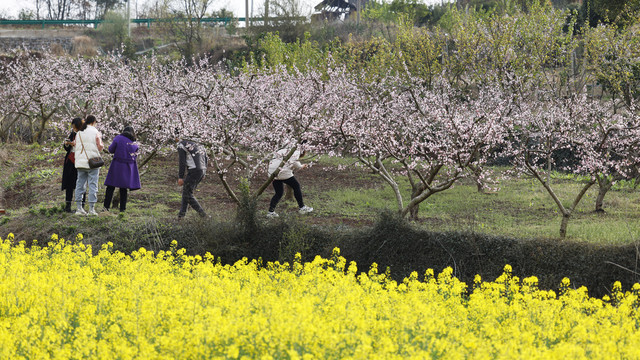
[177,139,208,218]
[61,117,85,213]
[103,126,141,212]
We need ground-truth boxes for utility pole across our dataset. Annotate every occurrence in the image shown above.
[265,0,269,27]
[127,0,131,37]
[246,0,250,28]
[356,0,361,26]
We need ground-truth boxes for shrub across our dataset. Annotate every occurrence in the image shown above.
[71,36,98,57]
[49,43,66,56]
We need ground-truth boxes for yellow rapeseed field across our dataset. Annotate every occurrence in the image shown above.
[1,233,639,359]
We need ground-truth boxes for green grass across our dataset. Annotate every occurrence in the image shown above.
[320,186,398,219]
[415,181,640,244]
[305,164,640,244]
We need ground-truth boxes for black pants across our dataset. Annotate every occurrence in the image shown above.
[179,169,206,217]
[65,188,85,205]
[104,186,129,212]
[269,176,304,212]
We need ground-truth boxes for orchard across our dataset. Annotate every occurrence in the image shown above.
[1,52,638,238]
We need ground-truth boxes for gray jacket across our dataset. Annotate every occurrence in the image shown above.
[178,140,208,178]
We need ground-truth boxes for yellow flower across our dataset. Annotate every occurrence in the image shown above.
[226,345,240,359]
[1,235,640,359]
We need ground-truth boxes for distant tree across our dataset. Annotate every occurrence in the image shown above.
[549,0,584,8]
[18,9,37,20]
[210,7,234,25]
[365,0,434,26]
[253,0,310,43]
[74,0,94,20]
[34,0,43,19]
[457,0,551,13]
[27,0,122,20]
[160,0,216,65]
[44,0,72,19]
[96,0,125,18]
[96,9,133,54]
[581,0,640,27]
[455,0,501,12]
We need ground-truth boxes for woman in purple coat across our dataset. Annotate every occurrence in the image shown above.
[103,126,141,212]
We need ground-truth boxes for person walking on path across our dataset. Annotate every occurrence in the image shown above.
[103,126,141,212]
[74,115,104,216]
[61,117,85,213]
[177,138,208,219]
[267,148,313,218]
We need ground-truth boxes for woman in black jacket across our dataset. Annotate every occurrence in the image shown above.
[61,117,84,212]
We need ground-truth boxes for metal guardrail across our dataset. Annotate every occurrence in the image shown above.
[0,17,307,29]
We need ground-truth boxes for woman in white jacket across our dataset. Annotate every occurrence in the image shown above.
[73,115,104,216]
[267,148,313,218]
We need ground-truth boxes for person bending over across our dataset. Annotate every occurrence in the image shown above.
[267,148,313,218]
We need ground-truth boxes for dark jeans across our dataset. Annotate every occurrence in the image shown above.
[269,176,304,212]
[104,186,129,212]
[179,169,206,217]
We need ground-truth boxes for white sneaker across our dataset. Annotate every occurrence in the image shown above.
[266,211,279,218]
[299,206,313,214]
[75,208,87,216]
[87,209,98,216]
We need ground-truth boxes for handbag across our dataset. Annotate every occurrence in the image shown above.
[88,156,105,169]
[78,133,104,169]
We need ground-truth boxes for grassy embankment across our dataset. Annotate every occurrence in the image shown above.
[2,142,640,297]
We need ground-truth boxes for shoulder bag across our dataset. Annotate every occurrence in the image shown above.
[79,133,104,169]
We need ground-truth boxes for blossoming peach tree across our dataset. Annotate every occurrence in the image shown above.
[505,87,640,238]
[326,66,512,219]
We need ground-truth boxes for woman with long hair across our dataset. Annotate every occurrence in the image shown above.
[61,117,85,213]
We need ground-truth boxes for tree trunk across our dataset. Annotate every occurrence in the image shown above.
[559,213,570,239]
[595,184,611,213]
[471,164,485,193]
[407,203,419,220]
[595,177,613,213]
[408,183,424,220]
[360,156,403,214]
[467,161,486,193]
[211,152,239,204]
[528,162,595,239]
[138,148,158,169]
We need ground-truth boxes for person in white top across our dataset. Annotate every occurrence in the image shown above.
[73,115,104,216]
[266,148,313,218]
